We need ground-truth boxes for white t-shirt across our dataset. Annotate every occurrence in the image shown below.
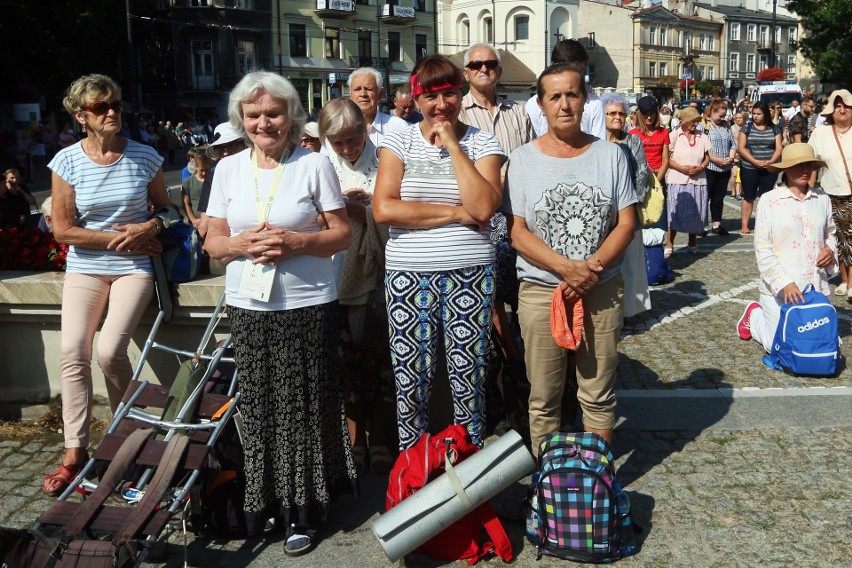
[368,112,408,148]
[206,146,346,311]
[378,123,504,272]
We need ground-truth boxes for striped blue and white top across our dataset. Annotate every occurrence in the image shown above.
[379,124,504,272]
[48,139,163,275]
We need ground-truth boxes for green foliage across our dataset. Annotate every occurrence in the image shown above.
[695,80,712,96]
[788,0,852,86]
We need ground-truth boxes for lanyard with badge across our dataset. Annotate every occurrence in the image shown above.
[238,146,290,302]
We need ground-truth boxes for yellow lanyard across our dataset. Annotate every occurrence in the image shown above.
[251,147,290,223]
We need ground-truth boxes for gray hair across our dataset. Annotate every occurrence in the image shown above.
[41,196,53,217]
[600,93,629,115]
[227,71,306,148]
[463,43,502,66]
[317,98,367,143]
[348,67,384,90]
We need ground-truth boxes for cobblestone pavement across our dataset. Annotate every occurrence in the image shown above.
[2,201,851,567]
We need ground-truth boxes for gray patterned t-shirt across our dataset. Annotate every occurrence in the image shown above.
[503,139,637,286]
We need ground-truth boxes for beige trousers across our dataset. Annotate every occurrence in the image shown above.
[60,273,153,448]
[517,276,624,454]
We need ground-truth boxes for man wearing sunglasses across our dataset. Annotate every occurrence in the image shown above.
[524,38,605,141]
[460,43,535,179]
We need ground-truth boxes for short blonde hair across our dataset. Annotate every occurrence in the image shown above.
[317,98,366,143]
[62,74,121,116]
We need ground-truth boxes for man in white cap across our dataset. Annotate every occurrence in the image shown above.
[195,122,247,237]
[300,122,321,152]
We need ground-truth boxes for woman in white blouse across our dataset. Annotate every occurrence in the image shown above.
[737,144,837,352]
[318,97,394,476]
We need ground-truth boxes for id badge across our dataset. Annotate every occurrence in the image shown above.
[238,259,276,302]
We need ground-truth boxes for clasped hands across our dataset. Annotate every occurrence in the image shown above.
[108,221,162,255]
[236,222,301,265]
[558,258,604,302]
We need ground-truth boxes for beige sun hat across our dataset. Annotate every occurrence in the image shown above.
[678,106,701,125]
[820,89,852,117]
[767,143,827,173]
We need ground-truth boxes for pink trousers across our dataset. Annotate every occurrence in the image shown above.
[60,273,153,448]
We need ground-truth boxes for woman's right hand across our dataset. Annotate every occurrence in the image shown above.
[558,258,601,298]
[228,224,267,261]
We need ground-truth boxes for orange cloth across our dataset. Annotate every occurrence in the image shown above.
[550,286,584,350]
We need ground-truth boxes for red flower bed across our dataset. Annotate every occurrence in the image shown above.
[0,227,68,271]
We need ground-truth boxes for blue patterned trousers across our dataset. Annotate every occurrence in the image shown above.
[385,265,495,450]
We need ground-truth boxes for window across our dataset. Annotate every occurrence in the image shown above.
[747,24,756,42]
[483,17,493,43]
[788,26,797,43]
[234,0,253,8]
[388,31,401,62]
[660,62,668,77]
[759,54,769,69]
[325,27,340,59]
[190,40,214,89]
[708,35,715,51]
[414,0,426,12]
[358,31,372,64]
[189,0,208,6]
[730,52,739,71]
[775,26,781,44]
[747,53,755,72]
[587,32,596,48]
[730,23,740,41]
[759,25,769,46]
[698,66,705,80]
[649,61,657,78]
[677,63,683,77]
[699,33,706,50]
[289,23,307,57]
[649,27,656,45]
[787,54,796,73]
[587,64,595,84]
[460,19,470,45]
[660,27,668,46]
[415,33,427,62]
[708,66,715,80]
[516,16,529,41]
[236,40,255,77]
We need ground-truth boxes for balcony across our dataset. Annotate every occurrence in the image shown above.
[315,0,355,16]
[756,38,777,52]
[381,3,416,24]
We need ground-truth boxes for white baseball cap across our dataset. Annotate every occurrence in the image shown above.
[211,122,243,146]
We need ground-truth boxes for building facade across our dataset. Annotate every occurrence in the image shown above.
[275,0,436,115]
[631,4,722,101]
[577,0,636,94]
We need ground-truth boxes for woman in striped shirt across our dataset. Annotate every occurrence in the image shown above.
[737,101,782,233]
[43,74,172,496]
[373,55,504,450]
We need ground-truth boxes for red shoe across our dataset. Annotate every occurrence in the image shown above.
[737,302,760,341]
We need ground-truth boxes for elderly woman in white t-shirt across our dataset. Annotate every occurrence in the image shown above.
[373,55,504,450]
[204,71,356,555]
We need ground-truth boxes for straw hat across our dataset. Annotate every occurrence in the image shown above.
[767,143,826,172]
[678,107,700,125]
[820,89,852,117]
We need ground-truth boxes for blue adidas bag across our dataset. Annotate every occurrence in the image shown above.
[763,284,841,377]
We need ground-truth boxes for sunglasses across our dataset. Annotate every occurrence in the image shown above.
[82,100,122,115]
[466,60,499,71]
[606,111,627,117]
[300,136,319,144]
[206,140,245,159]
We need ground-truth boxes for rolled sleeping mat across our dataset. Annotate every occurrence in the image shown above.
[372,429,535,562]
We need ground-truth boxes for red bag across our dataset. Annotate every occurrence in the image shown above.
[386,424,513,565]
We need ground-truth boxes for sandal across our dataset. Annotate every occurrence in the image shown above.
[351,445,367,475]
[835,283,848,296]
[369,445,394,476]
[663,247,673,259]
[42,462,84,496]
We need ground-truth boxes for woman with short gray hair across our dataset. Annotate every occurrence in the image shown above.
[205,71,357,555]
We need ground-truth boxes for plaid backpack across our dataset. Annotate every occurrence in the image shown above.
[525,432,637,563]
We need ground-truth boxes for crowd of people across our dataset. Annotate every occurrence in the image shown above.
[32,38,852,557]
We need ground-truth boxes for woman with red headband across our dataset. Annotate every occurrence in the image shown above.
[373,55,504,449]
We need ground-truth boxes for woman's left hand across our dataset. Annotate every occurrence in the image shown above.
[816,245,834,269]
[109,221,161,255]
[782,282,804,305]
[246,223,302,264]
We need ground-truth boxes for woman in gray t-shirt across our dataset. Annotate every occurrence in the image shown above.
[504,63,637,454]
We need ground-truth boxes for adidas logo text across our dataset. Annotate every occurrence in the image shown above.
[798,317,830,333]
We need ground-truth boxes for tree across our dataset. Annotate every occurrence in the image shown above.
[788,0,852,86]
[757,67,785,82]
[695,80,713,96]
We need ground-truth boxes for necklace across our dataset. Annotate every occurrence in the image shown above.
[687,133,697,147]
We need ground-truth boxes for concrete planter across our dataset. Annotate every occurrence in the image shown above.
[0,271,228,418]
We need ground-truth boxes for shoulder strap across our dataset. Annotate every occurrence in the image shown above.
[831,125,852,190]
[63,429,156,537]
[114,434,190,544]
[480,502,513,563]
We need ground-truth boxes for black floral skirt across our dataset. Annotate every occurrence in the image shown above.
[229,303,357,520]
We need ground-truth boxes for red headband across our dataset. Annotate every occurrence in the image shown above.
[409,74,462,98]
